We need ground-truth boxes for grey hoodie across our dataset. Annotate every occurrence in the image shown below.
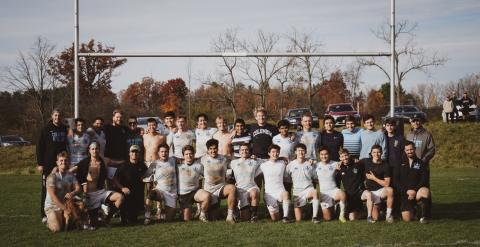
[406,127,435,165]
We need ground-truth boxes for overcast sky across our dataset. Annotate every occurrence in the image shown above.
[1,0,479,93]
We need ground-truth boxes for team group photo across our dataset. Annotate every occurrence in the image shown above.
[1,0,479,246]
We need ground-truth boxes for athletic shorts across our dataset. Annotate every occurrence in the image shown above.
[320,188,341,209]
[237,187,259,209]
[293,188,316,208]
[86,189,113,210]
[209,185,226,205]
[178,190,200,209]
[142,162,155,183]
[346,190,364,213]
[150,188,177,208]
[264,190,285,214]
[399,195,416,212]
[371,188,386,204]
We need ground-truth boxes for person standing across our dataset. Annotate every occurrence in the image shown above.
[194,113,217,158]
[443,96,454,123]
[67,118,90,167]
[231,118,252,159]
[341,116,362,159]
[126,116,144,155]
[320,115,344,161]
[406,117,435,186]
[359,114,387,160]
[37,108,68,223]
[295,114,321,161]
[104,109,128,162]
[87,117,106,157]
[250,108,278,160]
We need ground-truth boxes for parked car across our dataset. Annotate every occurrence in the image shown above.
[442,104,479,122]
[0,135,31,147]
[285,108,320,129]
[382,105,427,122]
[137,117,168,134]
[324,103,360,126]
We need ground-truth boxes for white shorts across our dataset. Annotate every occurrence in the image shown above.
[86,189,113,210]
[209,185,226,205]
[152,188,178,208]
[264,190,285,214]
[237,187,260,209]
[320,188,340,209]
[293,188,317,208]
[371,188,386,204]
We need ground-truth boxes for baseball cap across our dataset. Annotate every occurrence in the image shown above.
[129,145,141,152]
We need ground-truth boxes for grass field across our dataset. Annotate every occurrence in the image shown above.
[1,168,479,246]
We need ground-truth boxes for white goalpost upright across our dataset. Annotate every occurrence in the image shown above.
[73,0,396,119]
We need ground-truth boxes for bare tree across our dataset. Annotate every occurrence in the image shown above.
[211,28,241,120]
[274,57,295,118]
[241,30,289,109]
[344,62,364,106]
[287,29,329,109]
[359,20,448,105]
[2,37,56,123]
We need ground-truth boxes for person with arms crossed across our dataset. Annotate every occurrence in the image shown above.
[44,151,81,232]
[285,143,320,223]
[250,108,278,160]
[341,116,362,159]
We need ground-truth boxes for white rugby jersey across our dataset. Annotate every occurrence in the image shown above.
[285,159,316,195]
[230,158,261,191]
[177,161,203,195]
[195,127,217,158]
[272,134,294,160]
[260,160,286,195]
[315,160,338,192]
[152,158,177,194]
[168,129,195,159]
[295,131,321,160]
[200,155,229,193]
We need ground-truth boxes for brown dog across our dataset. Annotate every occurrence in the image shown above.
[64,197,88,231]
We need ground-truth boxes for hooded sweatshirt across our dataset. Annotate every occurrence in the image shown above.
[36,121,68,174]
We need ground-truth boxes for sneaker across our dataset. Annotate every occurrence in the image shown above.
[282,217,291,224]
[101,204,109,216]
[339,214,347,223]
[193,205,201,219]
[41,216,47,224]
[199,214,209,223]
[367,216,376,223]
[226,214,236,224]
[386,215,394,223]
[312,217,320,224]
[250,216,258,223]
[144,218,152,225]
[87,225,96,231]
[419,217,429,224]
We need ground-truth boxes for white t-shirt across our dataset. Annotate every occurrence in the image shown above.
[230,158,261,191]
[177,162,203,195]
[195,127,218,158]
[272,134,294,160]
[315,160,338,192]
[295,131,321,160]
[285,160,316,195]
[200,155,229,193]
[152,158,177,194]
[260,160,286,195]
[44,172,77,209]
[168,129,195,159]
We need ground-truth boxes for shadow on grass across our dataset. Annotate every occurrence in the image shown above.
[433,201,480,220]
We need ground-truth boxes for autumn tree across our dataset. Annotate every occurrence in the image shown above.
[365,89,386,116]
[159,78,188,114]
[359,20,447,105]
[48,39,127,119]
[120,77,163,116]
[317,71,349,108]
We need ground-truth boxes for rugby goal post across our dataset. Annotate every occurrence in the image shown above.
[74,0,396,119]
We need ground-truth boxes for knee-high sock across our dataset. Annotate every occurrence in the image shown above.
[282,201,290,218]
[312,199,319,218]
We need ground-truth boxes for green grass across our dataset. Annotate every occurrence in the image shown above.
[1,168,479,246]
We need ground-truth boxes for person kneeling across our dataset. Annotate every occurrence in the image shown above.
[44,151,81,232]
[394,141,431,223]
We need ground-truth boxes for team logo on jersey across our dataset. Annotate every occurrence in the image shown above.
[394,140,399,147]
[413,163,421,169]
[353,168,358,174]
